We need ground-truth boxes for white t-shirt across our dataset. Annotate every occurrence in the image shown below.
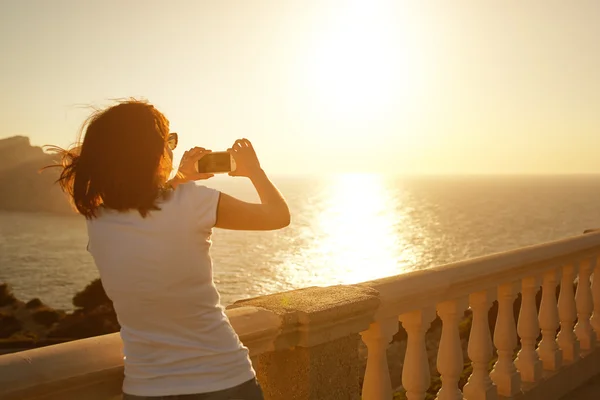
[86,182,255,396]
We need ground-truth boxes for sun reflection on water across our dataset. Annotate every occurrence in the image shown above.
[278,173,418,288]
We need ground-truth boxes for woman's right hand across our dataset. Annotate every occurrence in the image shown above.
[169,147,214,188]
[228,139,263,178]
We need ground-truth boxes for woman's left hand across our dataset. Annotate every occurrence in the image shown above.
[171,147,214,186]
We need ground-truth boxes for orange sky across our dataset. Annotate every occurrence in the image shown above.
[1,1,599,174]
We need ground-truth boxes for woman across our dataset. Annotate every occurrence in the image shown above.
[49,100,290,399]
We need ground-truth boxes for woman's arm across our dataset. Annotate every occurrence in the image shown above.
[215,170,290,231]
[215,139,290,231]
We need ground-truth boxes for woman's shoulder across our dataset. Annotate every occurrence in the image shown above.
[175,181,219,199]
[172,182,220,226]
[172,182,221,210]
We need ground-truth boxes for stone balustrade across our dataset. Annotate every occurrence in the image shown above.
[3,232,600,399]
[358,231,600,400]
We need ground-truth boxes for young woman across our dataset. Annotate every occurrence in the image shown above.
[49,100,290,399]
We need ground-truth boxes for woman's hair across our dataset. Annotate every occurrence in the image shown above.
[46,100,172,219]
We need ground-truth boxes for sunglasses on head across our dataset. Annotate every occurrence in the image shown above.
[167,132,178,150]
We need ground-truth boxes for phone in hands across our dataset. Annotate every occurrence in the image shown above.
[196,152,237,174]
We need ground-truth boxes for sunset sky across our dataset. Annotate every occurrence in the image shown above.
[1,1,599,175]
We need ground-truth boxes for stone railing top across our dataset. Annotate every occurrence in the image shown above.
[0,333,123,400]
[230,285,380,348]
[227,305,281,356]
[0,306,281,400]
[360,231,600,318]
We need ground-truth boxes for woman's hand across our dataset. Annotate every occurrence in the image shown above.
[216,138,290,230]
[170,147,214,188]
[228,139,262,178]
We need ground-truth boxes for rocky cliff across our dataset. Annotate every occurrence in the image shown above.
[0,136,72,214]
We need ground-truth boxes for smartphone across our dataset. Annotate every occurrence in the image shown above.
[196,152,236,174]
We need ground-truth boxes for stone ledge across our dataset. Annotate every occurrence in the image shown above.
[361,232,600,319]
[0,306,282,399]
[0,333,123,400]
[229,285,380,349]
[227,306,281,356]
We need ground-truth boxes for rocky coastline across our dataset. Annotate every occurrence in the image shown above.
[0,280,118,349]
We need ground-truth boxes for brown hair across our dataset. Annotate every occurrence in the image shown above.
[45,100,172,219]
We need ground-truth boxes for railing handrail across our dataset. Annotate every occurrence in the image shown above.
[360,231,600,318]
[0,333,123,399]
[0,306,280,400]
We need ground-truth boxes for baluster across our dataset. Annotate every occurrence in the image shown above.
[400,308,436,400]
[515,276,542,383]
[490,282,521,398]
[463,291,497,400]
[360,319,398,400]
[557,263,580,363]
[537,269,562,371]
[591,256,600,340]
[575,259,596,351]
[436,298,468,400]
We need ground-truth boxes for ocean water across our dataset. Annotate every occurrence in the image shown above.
[2,174,600,311]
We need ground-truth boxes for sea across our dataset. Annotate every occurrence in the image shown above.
[2,174,600,311]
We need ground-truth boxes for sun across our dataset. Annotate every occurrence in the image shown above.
[301,1,418,119]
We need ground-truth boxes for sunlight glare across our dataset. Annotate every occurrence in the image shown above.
[314,173,415,283]
[304,1,417,118]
